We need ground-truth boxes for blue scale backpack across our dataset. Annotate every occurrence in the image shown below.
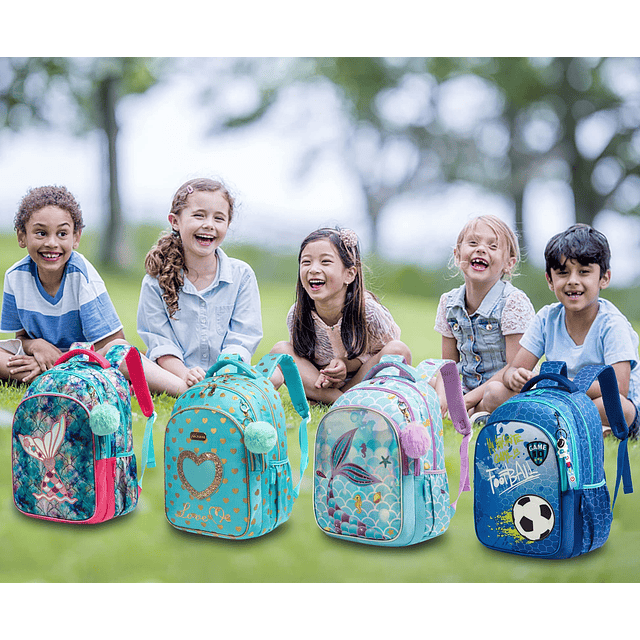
[164,353,310,539]
[313,356,472,546]
[12,345,157,524]
[474,360,634,559]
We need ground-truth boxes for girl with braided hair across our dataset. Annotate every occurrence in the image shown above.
[137,178,262,390]
[271,227,411,404]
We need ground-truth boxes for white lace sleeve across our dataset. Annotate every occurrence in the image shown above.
[501,289,536,335]
[434,293,454,337]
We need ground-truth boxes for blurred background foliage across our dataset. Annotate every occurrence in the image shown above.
[2,56,640,320]
[2,57,639,265]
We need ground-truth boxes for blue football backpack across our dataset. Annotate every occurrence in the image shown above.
[474,360,633,558]
[313,356,472,546]
[164,353,310,539]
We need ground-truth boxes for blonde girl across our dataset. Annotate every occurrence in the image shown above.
[137,178,262,390]
[434,215,535,424]
[271,227,411,404]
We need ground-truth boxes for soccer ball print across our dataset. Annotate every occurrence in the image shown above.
[512,494,555,541]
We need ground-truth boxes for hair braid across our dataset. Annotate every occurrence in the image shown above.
[144,232,187,318]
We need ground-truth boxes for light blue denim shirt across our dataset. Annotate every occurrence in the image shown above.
[137,248,262,369]
[437,279,534,391]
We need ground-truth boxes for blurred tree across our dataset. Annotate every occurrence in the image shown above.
[469,57,640,244]
[0,57,162,267]
[200,57,640,256]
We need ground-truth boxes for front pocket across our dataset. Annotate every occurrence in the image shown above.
[164,407,251,537]
[474,420,562,556]
[12,395,97,522]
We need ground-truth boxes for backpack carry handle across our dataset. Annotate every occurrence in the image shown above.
[205,354,258,380]
[364,355,417,382]
[521,372,579,394]
[55,348,111,370]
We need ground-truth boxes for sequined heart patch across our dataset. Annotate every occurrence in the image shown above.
[177,451,223,499]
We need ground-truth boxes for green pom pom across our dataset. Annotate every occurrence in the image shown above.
[90,404,120,435]
[244,421,277,454]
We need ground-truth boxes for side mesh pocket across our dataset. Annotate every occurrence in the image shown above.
[115,455,139,517]
[272,460,293,528]
[580,485,612,554]
[423,471,451,540]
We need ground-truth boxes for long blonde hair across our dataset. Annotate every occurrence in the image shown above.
[144,178,235,318]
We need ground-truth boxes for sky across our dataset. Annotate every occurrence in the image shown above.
[2,61,639,286]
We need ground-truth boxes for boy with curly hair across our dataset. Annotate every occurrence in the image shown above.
[1,185,186,395]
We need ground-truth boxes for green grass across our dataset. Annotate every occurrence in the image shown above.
[1,232,639,582]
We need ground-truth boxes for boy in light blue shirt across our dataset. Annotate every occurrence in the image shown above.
[504,224,640,438]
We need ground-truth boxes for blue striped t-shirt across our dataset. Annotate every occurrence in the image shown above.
[1,252,123,350]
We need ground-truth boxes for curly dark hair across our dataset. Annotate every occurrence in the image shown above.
[144,178,235,318]
[15,185,85,233]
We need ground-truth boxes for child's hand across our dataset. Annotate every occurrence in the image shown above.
[185,367,206,387]
[505,367,533,392]
[7,354,43,384]
[27,339,63,373]
[315,359,348,389]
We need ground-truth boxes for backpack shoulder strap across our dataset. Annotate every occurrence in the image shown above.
[255,353,310,499]
[104,344,157,488]
[416,359,472,510]
[572,364,633,506]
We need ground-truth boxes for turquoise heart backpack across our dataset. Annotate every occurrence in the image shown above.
[12,345,156,524]
[313,356,472,546]
[164,353,310,539]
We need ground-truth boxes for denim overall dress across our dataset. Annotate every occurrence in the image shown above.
[444,280,516,392]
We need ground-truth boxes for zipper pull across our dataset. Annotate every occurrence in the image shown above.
[397,400,411,422]
[555,419,577,490]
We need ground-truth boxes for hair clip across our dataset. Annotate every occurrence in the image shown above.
[186,185,194,194]
[339,228,359,249]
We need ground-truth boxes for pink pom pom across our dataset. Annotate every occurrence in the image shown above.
[400,422,431,458]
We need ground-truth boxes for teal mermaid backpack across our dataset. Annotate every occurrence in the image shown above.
[313,356,472,546]
[164,353,310,539]
[12,345,156,524]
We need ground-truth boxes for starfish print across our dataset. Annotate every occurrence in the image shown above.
[379,455,391,468]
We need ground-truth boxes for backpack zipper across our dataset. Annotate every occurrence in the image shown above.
[202,378,281,473]
[344,380,437,473]
[497,395,581,488]
[39,367,115,459]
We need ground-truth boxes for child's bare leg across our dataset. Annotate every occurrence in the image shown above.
[0,348,13,382]
[97,339,187,397]
[270,341,342,404]
[476,380,516,414]
[342,340,412,392]
[593,395,636,435]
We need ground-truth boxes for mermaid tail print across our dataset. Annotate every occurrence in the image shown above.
[19,417,77,504]
[316,428,381,537]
